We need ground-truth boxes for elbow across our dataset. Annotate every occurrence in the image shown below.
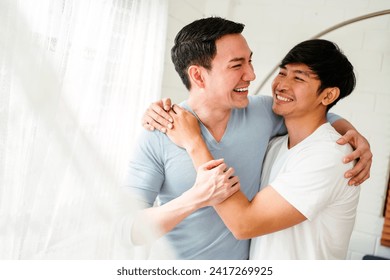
[131,219,160,246]
[229,222,255,240]
[127,212,158,246]
[231,230,253,240]
[228,218,268,240]
[115,215,144,247]
[131,229,146,246]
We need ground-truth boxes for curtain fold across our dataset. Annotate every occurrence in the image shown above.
[0,0,168,259]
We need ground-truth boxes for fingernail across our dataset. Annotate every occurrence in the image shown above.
[345,172,352,178]
[161,128,167,133]
[349,180,355,186]
[168,123,173,129]
[169,118,173,123]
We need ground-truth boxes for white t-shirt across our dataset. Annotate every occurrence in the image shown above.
[250,123,360,260]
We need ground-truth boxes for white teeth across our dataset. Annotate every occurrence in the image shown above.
[276,94,292,102]
[234,87,248,92]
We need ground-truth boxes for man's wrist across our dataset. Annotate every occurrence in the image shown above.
[182,186,206,210]
[185,135,205,153]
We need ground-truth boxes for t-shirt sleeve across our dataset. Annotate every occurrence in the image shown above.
[123,130,165,207]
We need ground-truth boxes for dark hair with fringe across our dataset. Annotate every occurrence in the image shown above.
[280,39,356,111]
[171,17,245,90]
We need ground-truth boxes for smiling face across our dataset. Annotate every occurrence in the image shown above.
[200,33,256,110]
[271,63,328,121]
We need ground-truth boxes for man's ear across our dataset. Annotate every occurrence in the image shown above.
[321,87,340,106]
[188,65,205,89]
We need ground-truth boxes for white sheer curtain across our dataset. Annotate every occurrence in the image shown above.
[0,0,168,259]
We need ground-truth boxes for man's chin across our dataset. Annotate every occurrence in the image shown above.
[235,99,249,109]
[272,104,283,116]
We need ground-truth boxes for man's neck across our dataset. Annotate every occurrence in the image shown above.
[188,98,231,142]
[285,115,327,149]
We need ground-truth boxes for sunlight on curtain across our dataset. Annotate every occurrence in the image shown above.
[0,0,169,259]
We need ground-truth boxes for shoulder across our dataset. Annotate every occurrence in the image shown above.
[248,94,273,108]
[247,95,280,120]
[291,124,353,168]
[135,128,164,145]
[247,95,285,135]
[315,123,353,155]
[131,129,167,159]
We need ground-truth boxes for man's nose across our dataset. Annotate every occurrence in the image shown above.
[275,78,290,92]
[243,64,256,82]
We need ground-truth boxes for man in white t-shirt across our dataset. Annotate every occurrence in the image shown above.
[250,123,359,259]
[159,39,360,259]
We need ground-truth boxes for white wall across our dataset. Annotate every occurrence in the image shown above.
[162,0,390,260]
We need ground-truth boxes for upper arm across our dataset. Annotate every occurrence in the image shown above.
[231,186,306,239]
[214,186,306,240]
[124,131,164,206]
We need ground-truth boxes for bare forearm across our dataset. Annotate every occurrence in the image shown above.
[131,190,202,245]
[186,135,214,168]
[331,118,355,135]
[214,191,252,239]
[216,186,307,240]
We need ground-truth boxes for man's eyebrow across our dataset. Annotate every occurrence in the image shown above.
[229,52,253,63]
[294,69,318,78]
[294,69,313,77]
[279,65,317,78]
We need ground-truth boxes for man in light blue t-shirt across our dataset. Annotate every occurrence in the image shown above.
[125,17,372,259]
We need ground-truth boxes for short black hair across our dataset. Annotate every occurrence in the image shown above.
[281,39,356,111]
[171,17,245,90]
